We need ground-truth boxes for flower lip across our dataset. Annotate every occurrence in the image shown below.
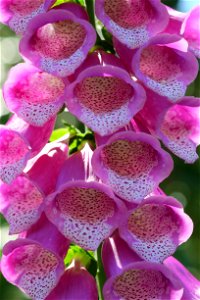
[92,131,173,203]
[95,0,169,49]
[1,238,65,300]
[103,261,183,300]
[45,180,127,250]
[132,34,199,102]
[0,173,45,234]
[0,125,31,184]
[3,63,67,126]
[119,195,193,263]
[19,9,96,77]
[0,0,56,34]
[65,65,146,136]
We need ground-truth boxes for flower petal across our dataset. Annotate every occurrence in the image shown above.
[0,125,31,184]
[0,0,55,34]
[46,262,98,300]
[119,196,193,262]
[66,52,146,136]
[45,181,126,250]
[3,63,67,126]
[103,261,183,300]
[92,131,173,203]
[95,0,169,49]
[0,174,44,234]
[1,239,65,300]
[19,10,96,77]
[132,34,199,102]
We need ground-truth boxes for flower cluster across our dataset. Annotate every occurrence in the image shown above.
[0,0,200,299]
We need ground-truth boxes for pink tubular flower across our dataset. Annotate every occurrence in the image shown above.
[3,63,67,126]
[132,34,199,102]
[0,0,55,35]
[0,115,55,184]
[92,131,173,203]
[164,257,200,300]
[45,180,126,250]
[164,6,185,35]
[0,126,31,184]
[95,0,169,49]
[181,6,200,58]
[0,174,44,234]
[21,213,70,259]
[1,239,65,300]
[7,114,56,157]
[46,261,98,300]
[103,261,183,300]
[19,9,96,77]
[65,52,146,136]
[118,196,193,263]
[136,89,200,163]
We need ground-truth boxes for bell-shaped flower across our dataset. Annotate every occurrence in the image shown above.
[19,9,96,77]
[103,261,183,300]
[3,63,67,126]
[181,6,200,58]
[119,195,193,262]
[95,0,169,49]
[20,213,70,259]
[46,260,98,300]
[0,115,55,184]
[92,131,173,203]
[65,52,146,136]
[164,256,200,300]
[0,174,44,234]
[45,145,127,250]
[1,238,65,300]
[136,89,200,163]
[53,2,89,21]
[132,34,199,102]
[0,125,31,184]
[0,0,55,35]
[0,141,68,234]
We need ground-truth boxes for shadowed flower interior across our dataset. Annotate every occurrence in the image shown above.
[74,76,134,113]
[9,0,44,15]
[46,185,117,250]
[31,20,86,60]
[0,175,44,234]
[104,0,154,29]
[126,204,179,262]
[112,269,171,300]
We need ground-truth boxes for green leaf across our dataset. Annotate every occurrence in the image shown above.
[49,128,70,142]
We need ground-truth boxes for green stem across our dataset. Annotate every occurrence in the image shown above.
[85,0,96,29]
[96,244,106,300]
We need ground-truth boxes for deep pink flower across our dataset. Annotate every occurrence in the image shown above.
[0,174,44,234]
[20,213,70,259]
[3,63,67,126]
[119,195,193,262]
[19,9,96,77]
[92,131,173,203]
[0,115,55,184]
[181,6,200,58]
[0,0,55,34]
[164,6,185,35]
[65,52,146,136]
[164,256,200,300]
[95,0,169,49]
[136,89,200,163]
[46,261,98,300]
[131,34,198,102]
[103,261,183,300]
[1,239,65,300]
[45,180,126,250]
[53,2,89,21]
